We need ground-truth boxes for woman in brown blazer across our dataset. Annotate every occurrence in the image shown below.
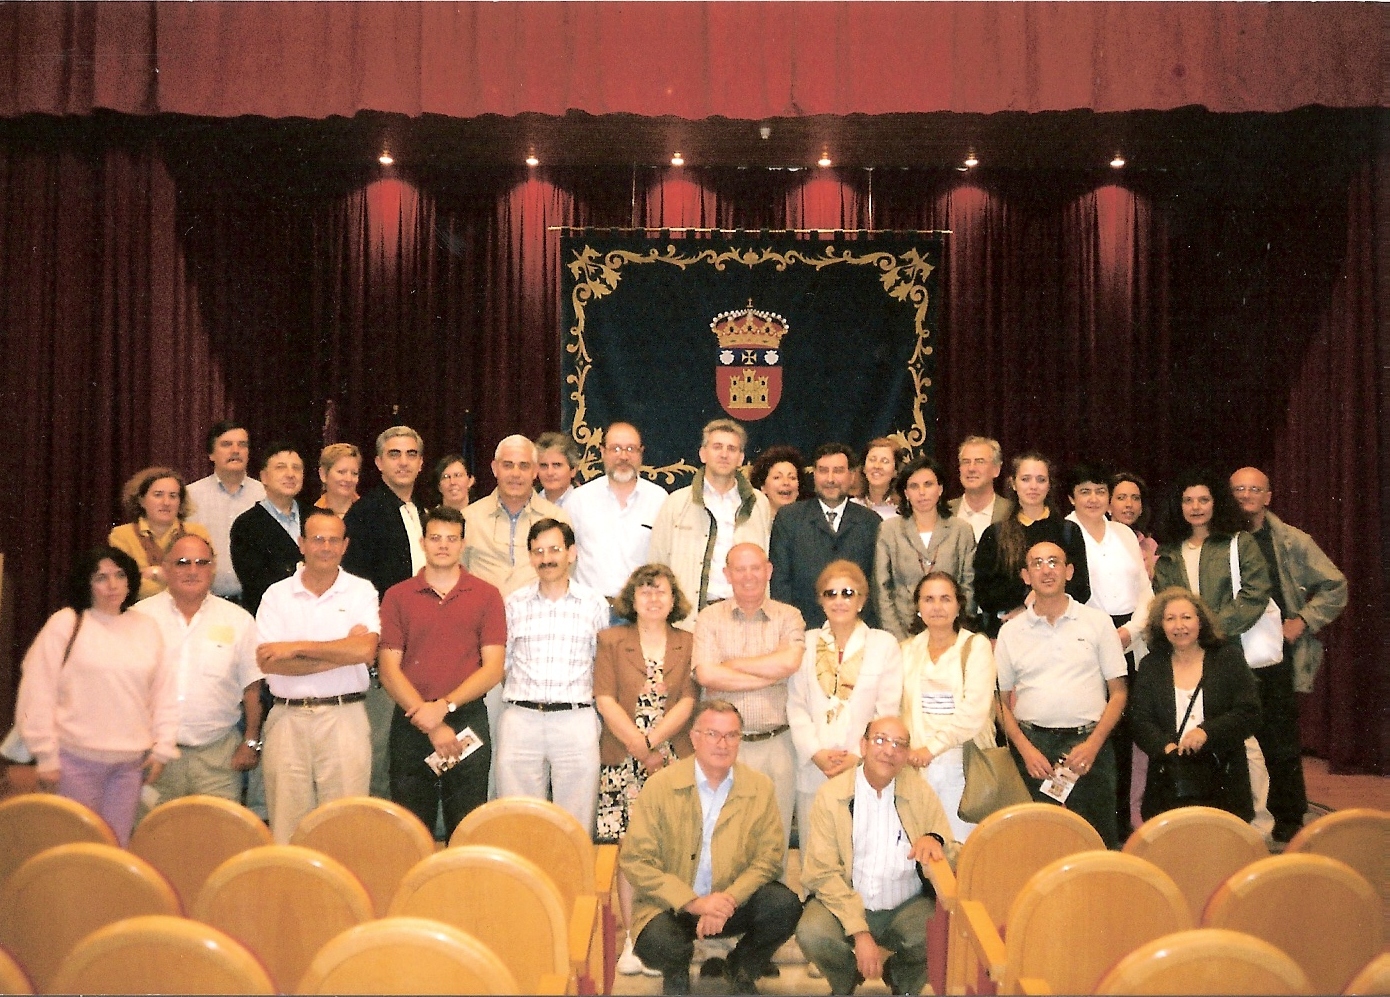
[593,562,698,976]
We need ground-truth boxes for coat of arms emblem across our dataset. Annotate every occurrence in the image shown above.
[711,301,788,422]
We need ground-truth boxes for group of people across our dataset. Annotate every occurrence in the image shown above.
[8,416,1348,995]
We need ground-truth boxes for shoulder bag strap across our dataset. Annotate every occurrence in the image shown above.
[1175,673,1205,739]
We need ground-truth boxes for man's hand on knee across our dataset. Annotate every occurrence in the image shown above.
[853,931,883,982]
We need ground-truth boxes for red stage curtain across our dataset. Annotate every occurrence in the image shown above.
[1,2,1382,120]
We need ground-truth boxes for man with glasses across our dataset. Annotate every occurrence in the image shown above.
[995,542,1129,847]
[377,506,505,839]
[1229,466,1347,844]
[621,699,802,995]
[255,510,381,842]
[798,715,956,997]
[949,436,1013,542]
[132,534,264,810]
[229,442,306,616]
[567,422,667,618]
[693,543,805,852]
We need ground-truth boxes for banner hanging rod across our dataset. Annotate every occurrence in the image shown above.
[547,226,951,235]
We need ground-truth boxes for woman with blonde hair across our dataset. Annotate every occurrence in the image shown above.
[315,442,361,516]
[108,467,211,600]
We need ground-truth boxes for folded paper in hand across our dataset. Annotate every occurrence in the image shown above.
[424,726,483,776]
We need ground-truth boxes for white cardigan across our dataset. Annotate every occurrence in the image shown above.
[786,623,902,793]
[900,627,996,758]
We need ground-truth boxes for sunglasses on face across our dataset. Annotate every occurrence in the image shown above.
[821,588,859,600]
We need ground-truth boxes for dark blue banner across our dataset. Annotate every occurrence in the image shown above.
[560,234,941,485]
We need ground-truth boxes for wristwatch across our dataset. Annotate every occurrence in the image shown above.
[244,738,262,752]
[441,699,457,714]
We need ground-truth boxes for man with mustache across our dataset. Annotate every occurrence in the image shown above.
[186,420,266,604]
[495,518,611,830]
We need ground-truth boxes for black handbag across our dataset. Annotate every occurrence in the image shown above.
[1162,678,1221,804]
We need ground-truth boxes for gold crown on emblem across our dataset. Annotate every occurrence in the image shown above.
[710,299,790,348]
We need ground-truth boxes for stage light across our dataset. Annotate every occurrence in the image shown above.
[670,152,685,167]
[525,152,539,167]
[378,150,394,166]
[963,150,979,168]
[818,152,832,168]
[1110,152,1126,168]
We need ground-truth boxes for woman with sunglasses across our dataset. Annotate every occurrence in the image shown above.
[787,559,903,857]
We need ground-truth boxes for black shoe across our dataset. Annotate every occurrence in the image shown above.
[700,956,727,978]
[728,966,760,994]
[759,964,780,978]
[662,971,691,995]
[1272,821,1302,843]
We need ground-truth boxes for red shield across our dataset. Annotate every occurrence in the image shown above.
[716,353,783,421]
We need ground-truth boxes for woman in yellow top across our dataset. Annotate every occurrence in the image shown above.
[107,466,211,600]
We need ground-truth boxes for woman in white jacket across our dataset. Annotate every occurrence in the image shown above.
[787,559,902,850]
[899,571,996,842]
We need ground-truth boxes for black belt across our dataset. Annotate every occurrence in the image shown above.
[508,700,592,712]
[1019,720,1097,737]
[742,724,790,743]
[272,692,367,708]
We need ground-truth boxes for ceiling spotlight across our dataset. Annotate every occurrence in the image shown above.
[818,152,832,168]
[963,150,979,169]
[525,152,539,167]
[670,152,685,167]
[1110,152,1126,169]
[378,150,394,166]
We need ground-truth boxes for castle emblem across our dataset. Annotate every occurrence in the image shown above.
[711,300,788,422]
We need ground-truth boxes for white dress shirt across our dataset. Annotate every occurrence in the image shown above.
[703,479,742,600]
[851,768,920,912]
[568,475,668,597]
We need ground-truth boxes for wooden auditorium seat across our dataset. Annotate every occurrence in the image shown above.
[1203,852,1382,994]
[1284,807,1389,940]
[1343,951,1390,996]
[390,844,572,994]
[1122,805,1269,923]
[290,796,436,917]
[295,917,520,994]
[0,842,180,992]
[192,843,374,993]
[1093,927,1310,995]
[965,850,1191,995]
[0,793,116,888]
[450,797,613,992]
[0,944,31,995]
[129,794,273,909]
[943,802,1106,993]
[49,914,275,995]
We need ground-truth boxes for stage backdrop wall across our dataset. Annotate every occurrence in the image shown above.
[0,117,1383,773]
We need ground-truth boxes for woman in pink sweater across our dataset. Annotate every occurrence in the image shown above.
[15,546,178,844]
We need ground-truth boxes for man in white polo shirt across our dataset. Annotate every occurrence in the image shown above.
[256,509,381,843]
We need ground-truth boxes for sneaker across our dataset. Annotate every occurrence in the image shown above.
[617,936,644,976]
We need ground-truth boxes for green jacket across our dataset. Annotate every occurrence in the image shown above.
[799,765,958,937]
[619,757,785,938]
[1261,512,1348,692]
[1153,532,1272,641]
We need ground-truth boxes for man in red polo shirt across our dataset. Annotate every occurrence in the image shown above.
[377,505,506,838]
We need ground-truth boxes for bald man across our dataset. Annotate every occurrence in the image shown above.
[1230,466,1347,843]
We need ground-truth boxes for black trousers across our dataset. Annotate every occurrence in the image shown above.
[634,882,802,993]
[388,697,490,840]
[1251,659,1307,833]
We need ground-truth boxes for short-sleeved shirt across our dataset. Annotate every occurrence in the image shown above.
[567,475,669,598]
[186,473,266,598]
[503,579,611,703]
[256,567,381,699]
[131,590,263,746]
[379,568,507,701]
[994,596,1127,728]
[691,597,806,733]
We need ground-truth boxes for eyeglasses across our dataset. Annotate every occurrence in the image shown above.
[425,534,462,544]
[305,535,347,546]
[385,449,420,460]
[606,444,641,455]
[1231,485,1268,495]
[694,729,743,745]
[1027,556,1063,569]
[440,472,470,482]
[171,557,213,568]
[821,588,859,600]
[868,734,911,751]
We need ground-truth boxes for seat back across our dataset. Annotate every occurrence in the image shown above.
[389,845,570,994]
[1123,805,1269,922]
[1094,927,1310,995]
[0,842,180,991]
[192,844,373,993]
[1344,951,1390,996]
[129,794,273,909]
[295,916,519,994]
[449,796,596,908]
[1203,852,1382,993]
[1003,851,1192,995]
[1285,808,1388,940]
[949,802,1106,992]
[50,914,275,995]
[0,944,32,994]
[290,796,435,917]
[0,793,116,887]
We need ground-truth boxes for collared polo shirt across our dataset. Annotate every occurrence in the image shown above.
[994,596,1127,728]
[186,473,267,598]
[132,590,263,746]
[255,566,381,699]
[691,597,806,733]
[568,474,669,597]
[956,496,997,543]
[379,568,507,701]
[503,579,610,703]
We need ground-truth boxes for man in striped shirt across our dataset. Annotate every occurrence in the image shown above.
[495,518,611,832]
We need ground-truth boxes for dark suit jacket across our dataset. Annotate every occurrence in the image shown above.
[592,624,696,766]
[229,503,303,616]
[769,499,881,630]
[1131,642,1261,821]
[342,485,421,597]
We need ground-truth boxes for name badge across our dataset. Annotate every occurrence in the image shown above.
[919,691,956,716]
[207,625,236,645]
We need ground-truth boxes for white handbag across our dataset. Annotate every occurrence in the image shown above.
[1229,536,1283,668]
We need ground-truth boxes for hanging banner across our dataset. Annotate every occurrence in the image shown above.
[560,233,941,485]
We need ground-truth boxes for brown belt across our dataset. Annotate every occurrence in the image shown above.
[272,692,367,708]
[742,724,790,743]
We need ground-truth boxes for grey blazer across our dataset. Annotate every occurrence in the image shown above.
[874,515,977,641]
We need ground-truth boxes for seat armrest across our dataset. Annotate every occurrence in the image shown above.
[958,898,1007,982]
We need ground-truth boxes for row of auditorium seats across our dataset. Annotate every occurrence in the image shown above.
[0,793,617,994]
